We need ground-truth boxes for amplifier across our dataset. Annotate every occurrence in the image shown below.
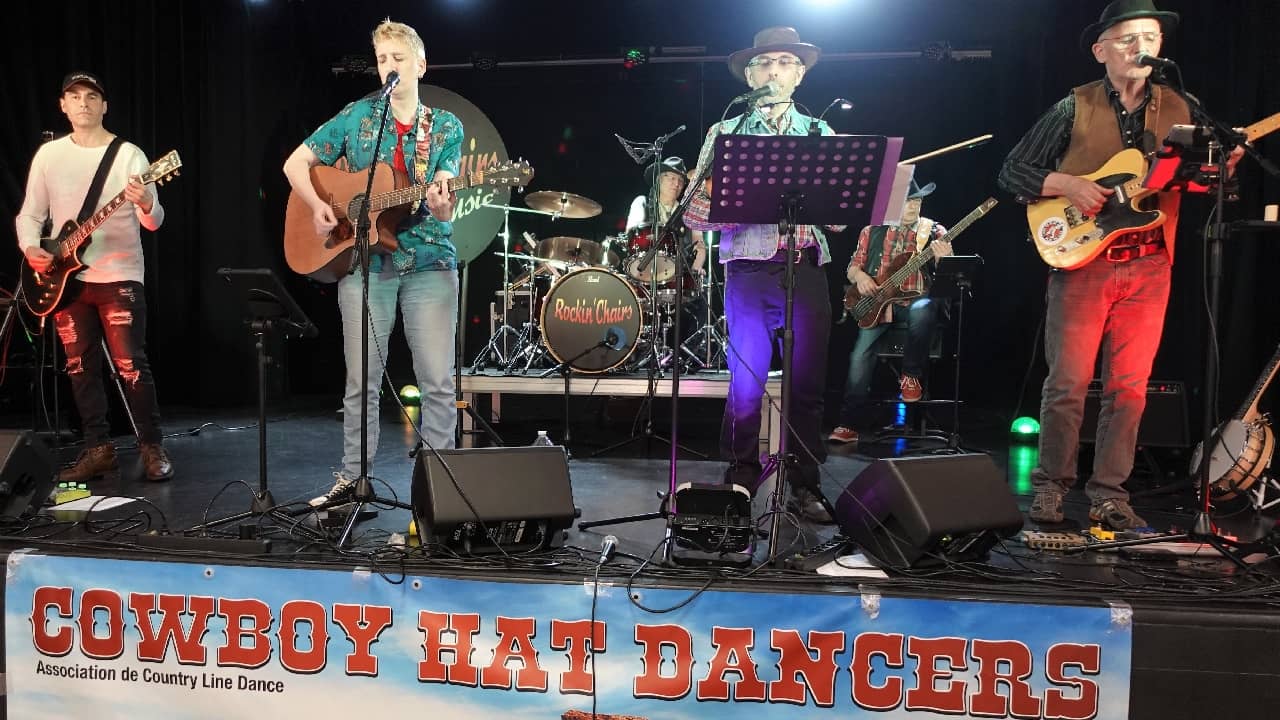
[667,482,755,566]
[1080,379,1189,448]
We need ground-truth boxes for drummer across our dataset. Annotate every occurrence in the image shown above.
[624,156,706,280]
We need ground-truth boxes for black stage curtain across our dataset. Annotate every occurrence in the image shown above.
[1,0,1276,425]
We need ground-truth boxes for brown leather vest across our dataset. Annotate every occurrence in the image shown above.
[1059,79,1190,260]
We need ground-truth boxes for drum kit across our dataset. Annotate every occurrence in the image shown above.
[471,190,726,376]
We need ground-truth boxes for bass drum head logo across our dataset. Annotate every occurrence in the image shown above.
[1037,217,1068,246]
[420,84,509,265]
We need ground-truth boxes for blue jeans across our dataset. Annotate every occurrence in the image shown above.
[337,267,458,478]
[1032,252,1171,502]
[838,297,939,427]
[722,257,830,484]
[54,281,163,444]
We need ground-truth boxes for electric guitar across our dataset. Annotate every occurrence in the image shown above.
[21,150,183,317]
[1026,110,1280,269]
[843,198,997,330]
[283,159,534,282]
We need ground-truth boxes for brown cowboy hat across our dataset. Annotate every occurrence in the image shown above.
[1079,0,1179,53]
[727,26,821,82]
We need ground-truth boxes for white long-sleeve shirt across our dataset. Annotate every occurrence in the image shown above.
[15,136,164,284]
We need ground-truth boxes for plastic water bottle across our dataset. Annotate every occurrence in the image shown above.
[532,430,555,447]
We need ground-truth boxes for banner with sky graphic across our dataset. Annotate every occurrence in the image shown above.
[5,551,1130,718]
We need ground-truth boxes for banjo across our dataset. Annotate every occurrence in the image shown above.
[1191,342,1280,502]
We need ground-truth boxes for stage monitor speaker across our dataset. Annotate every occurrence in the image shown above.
[1080,379,1189,448]
[411,446,575,554]
[0,430,57,520]
[834,454,1023,568]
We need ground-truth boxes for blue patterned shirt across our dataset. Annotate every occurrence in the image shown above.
[304,98,463,273]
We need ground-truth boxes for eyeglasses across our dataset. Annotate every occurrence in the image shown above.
[1098,31,1162,48]
[747,57,804,70]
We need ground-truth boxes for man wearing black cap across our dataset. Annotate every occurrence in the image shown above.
[830,178,951,445]
[15,72,175,483]
[684,26,837,522]
[625,156,706,278]
[998,0,1241,530]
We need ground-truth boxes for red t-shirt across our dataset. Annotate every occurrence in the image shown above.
[392,118,413,173]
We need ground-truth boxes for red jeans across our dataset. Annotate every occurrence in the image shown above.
[1032,252,1171,502]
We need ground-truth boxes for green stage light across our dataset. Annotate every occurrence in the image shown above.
[1010,416,1040,436]
[399,384,421,406]
[622,47,647,69]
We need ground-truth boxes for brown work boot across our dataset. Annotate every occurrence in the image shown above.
[899,374,923,402]
[58,442,119,483]
[140,442,175,482]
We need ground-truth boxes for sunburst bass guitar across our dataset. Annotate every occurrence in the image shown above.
[1026,110,1280,269]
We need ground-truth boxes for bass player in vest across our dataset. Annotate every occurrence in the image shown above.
[998,0,1242,530]
[829,178,950,445]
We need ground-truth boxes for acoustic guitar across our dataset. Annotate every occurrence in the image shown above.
[1026,110,1280,270]
[21,150,183,317]
[284,159,533,282]
[842,198,997,329]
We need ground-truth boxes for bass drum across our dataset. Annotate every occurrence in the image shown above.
[539,267,643,373]
[1190,418,1275,501]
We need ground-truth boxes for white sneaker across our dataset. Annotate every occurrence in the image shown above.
[310,471,357,507]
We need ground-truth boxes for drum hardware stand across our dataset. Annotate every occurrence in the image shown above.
[677,247,727,372]
[1068,78,1280,565]
[471,205,547,373]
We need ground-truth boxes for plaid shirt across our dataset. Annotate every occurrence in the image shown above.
[850,217,948,302]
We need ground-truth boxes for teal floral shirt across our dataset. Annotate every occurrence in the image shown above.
[304,98,464,273]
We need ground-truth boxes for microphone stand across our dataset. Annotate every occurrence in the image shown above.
[312,80,415,548]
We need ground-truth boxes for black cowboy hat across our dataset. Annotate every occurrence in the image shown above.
[644,156,687,187]
[727,26,821,82]
[907,178,936,200]
[1079,0,1179,53]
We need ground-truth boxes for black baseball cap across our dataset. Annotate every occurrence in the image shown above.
[61,72,105,97]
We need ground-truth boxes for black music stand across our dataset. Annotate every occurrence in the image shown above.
[191,268,325,540]
[875,254,984,454]
[708,133,900,563]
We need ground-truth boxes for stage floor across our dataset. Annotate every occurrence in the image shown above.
[5,395,1280,717]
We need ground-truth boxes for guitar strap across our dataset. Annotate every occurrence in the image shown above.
[76,136,126,224]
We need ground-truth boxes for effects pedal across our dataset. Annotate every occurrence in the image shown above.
[1022,530,1089,551]
[784,535,854,571]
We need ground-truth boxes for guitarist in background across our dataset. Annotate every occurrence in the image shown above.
[282,19,462,507]
[997,0,1241,530]
[14,71,174,483]
[829,179,950,445]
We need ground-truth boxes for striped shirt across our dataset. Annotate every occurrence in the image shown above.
[998,77,1153,203]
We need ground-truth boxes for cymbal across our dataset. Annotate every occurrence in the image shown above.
[524,191,602,219]
[492,251,570,269]
[537,236,609,265]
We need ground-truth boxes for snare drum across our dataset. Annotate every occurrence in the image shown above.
[622,227,677,283]
[539,267,643,372]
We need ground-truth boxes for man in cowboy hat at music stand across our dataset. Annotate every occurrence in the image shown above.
[829,177,952,445]
[684,26,837,523]
[998,0,1241,531]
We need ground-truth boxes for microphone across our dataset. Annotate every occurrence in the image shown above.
[603,326,627,351]
[657,124,686,144]
[732,82,778,105]
[598,535,618,565]
[378,70,401,100]
[1136,52,1177,70]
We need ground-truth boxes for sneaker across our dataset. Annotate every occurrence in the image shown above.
[310,472,358,507]
[1029,488,1066,523]
[787,487,834,524]
[899,375,923,402]
[828,426,859,444]
[140,442,174,482]
[58,442,119,483]
[1089,498,1148,531]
